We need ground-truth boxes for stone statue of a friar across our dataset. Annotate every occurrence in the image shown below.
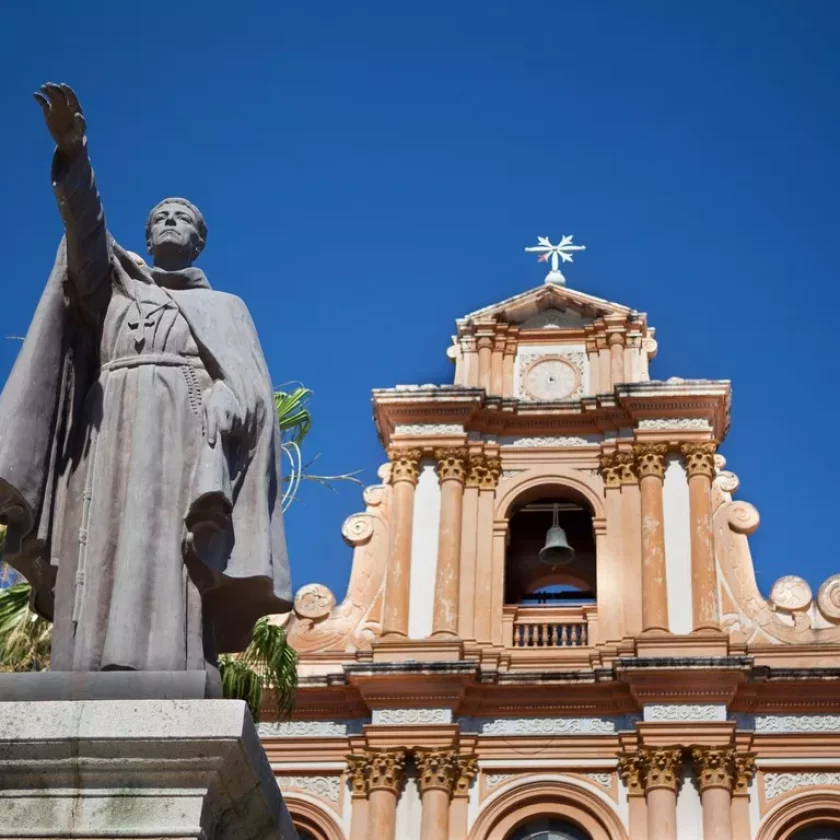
[0,83,291,674]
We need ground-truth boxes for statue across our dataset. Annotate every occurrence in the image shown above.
[0,83,291,674]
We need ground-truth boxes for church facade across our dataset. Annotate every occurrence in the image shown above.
[264,262,840,840]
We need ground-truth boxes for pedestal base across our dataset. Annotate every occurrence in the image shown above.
[0,699,298,839]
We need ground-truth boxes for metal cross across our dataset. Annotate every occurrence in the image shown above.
[525,235,586,284]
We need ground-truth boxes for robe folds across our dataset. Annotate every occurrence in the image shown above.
[0,231,292,670]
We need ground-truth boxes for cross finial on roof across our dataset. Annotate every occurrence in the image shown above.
[525,235,586,285]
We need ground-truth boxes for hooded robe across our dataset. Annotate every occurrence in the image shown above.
[0,150,291,671]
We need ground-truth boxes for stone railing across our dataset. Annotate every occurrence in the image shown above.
[503,604,598,649]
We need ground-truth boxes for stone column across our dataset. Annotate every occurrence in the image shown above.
[641,748,683,840]
[692,747,736,840]
[346,755,372,840]
[681,442,719,630]
[731,754,756,840]
[432,448,468,637]
[490,328,506,395]
[366,750,406,840]
[381,449,421,639]
[598,454,624,642]
[415,749,457,840]
[476,331,493,391]
[608,332,625,388]
[618,753,647,840]
[618,451,643,635]
[596,333,611,393]
[449,755,478,840]
[634,443,670,631]
[472,454,502,644]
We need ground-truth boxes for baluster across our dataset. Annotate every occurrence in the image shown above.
[541,624,548,647]
[549,624,558,646]
[582,623,588,646]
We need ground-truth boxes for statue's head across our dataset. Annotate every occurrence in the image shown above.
[145,197,207,270]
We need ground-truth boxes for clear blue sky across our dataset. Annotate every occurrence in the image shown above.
[1,2,837,603]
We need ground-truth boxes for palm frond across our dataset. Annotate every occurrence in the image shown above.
[0,583,52,673]
[274,385,313,445]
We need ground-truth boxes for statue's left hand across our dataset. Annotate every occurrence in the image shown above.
[203,381,244,447]
[33,83,86,157]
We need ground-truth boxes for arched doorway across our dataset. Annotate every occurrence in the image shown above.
[507,817,592,839]
[789,829,840,840]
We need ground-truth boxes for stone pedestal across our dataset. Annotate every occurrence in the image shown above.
[0,698,297,840]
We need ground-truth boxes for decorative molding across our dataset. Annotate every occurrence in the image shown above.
[817,574,840,621]
[467,717,619,736]
[764,772,840,801]
[466,454,502,490]
[520,309,589,330]
[388,448,422,485]
[691,747,736,792]
[415,749,458,795]
[644,704,727,723]
[293,584,336,619]
[769,575,813,613]
[681,442,718,479]
[393,423,464,436]
[369,750,407,794]
[734,754,757,796]
[499,469,522,483]
[753,715,840,734]
[505,435,593,447]
[640,747,683,793]
[454,755,479,797]
[638,418,711,430]
[633,442,668,480]
[515,349,586,400]
[598,454,621,488]
[582,772,613,789]
[372,708,453,725]
[485,772,514,790]
[277,775,341,802]
[258,719,356,738]
[434,447,469,484]
[617,754,644,797]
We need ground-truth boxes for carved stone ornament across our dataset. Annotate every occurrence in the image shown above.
[753,714,840,734]
[640,747,683,793]
[277,775,340,803]
[633,443,668,480]
[817,574,840,621]
[617,753,645,797]
[764,772,840,801]
[369,749,407,793]
[389,448,422,485]
[258,719,352,738]
[644,704,726,723]
[467,454,502,490]
[435,447,469,484]
[714,470,740,495]
[373,708,452,725]
[583,772,613,789]
[507,435,592,447]
[691,747,736,792]
[346,754,371,797]
[485,772,515,790]
[415,749,458,795]
[638,418,711,431]
[454,755,479,796]
[727,501,760,535]
[293,583,336,620]
[681,442,718,479]
[733,754,757,795]
[475,717,618,736]
[598,454,621,488]
[341,512,375,546]
[616,451,637,484]
[393,423,464,436]
[769,575,813,613]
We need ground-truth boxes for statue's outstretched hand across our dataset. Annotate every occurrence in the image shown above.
[203,381,244,448]
[34,83,86,157]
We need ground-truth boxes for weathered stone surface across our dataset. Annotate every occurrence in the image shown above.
[0,699,298,839]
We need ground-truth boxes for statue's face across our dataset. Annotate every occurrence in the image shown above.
[147,202,202,263]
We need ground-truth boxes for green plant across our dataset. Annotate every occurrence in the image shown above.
[0,582,52,673]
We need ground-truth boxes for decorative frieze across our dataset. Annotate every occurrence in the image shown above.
[258,719,358,738]
[633,443,668,480]
[415,749,458,795]
[505,435,593,447]
[388,448,422,485]
[372,708,453,725]
[752,714,840,734]
[643,704,727,723]
[393,423,464,436]
[681,442,718,479]
[764,772,840,801]
[638,418,711,431]
[582,772,613,789]
[466,716,619,736]
[277,775,340,802]
[691,747,736,792]
[434,447,469,484]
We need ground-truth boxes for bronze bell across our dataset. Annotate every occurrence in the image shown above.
[538,504,575,566]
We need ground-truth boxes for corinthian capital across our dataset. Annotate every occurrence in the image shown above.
[733,753,757,796]
[415,749,458,795]
[617,753,645,797]
[467,454,502,490]
[368,749,407,794]
[691,746,736,792]
[640,747,683,792]
[598,453,621,488]
[434,447,469,485]
[389,448,422,485]
[453,754,479,797]
[681,442,718,479]
[616,451,638,484]
[346,754,372,797]
[633,443,668,480]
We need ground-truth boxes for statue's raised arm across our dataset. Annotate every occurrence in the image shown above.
[34,83,109,315]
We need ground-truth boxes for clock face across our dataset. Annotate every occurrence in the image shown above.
[523,357,579,400]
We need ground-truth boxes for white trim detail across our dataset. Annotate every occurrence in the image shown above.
[465,717,622,735]
[752,715,840,734]
[764,772,840,800]
[501,434,601,447]
[372,708,452,725]
[638,418,712,430]
[643,704,727,723]
[277,775,341,802]
[393,423,464,436]
[258,720,358,737]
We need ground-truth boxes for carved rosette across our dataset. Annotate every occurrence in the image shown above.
[389,448,422,485]
[681,442,718,479]
[640,747,683,793]
[598,454,621,489]
[733,754,757,796]
[633,443,668,480]
[454,754,479,797]
[616,451,637,484]
[434,447,469,485]
[415,749,458,796]
[368,749,407,794]
[691,747,736,792]
[617,753,645,797]
[467,454,502,490]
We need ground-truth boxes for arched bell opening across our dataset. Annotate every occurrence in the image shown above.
[503,486,598,649]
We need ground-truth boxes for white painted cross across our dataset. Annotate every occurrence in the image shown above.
[525,235,586,285]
